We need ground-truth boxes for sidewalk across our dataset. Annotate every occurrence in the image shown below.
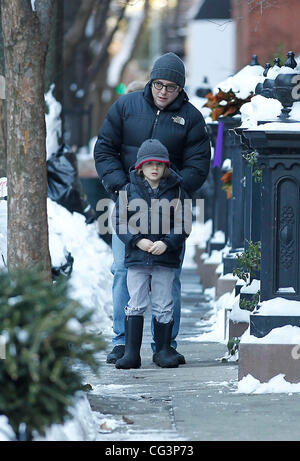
[86,268,300,441]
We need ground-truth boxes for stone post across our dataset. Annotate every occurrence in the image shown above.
[228,128,245,251]
[234,127,261,249]
[239,127,300,383]
[243,128,300,306]
[219,116,243,275]
[206,122,227,253]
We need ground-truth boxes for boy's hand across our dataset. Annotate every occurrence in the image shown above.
[148,241,167,255]
[136,238,154,252]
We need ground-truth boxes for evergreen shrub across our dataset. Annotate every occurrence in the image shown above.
[0,268,106,440]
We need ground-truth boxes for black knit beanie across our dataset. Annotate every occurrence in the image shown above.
[135,139,170,169]
[150,52,185,88]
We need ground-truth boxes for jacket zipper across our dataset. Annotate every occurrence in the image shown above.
[151,109,160,138]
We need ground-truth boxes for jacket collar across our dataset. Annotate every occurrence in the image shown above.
[143,81,188,112]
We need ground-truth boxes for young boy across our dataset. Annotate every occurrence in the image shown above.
[113,139,190,369]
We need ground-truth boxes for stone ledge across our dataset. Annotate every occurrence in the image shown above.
[194,246,206,269]
[194,247,220,289]
[200,262,219,289]
[216,276,237,300]
[229,319,249,339]
[238,343,300,383]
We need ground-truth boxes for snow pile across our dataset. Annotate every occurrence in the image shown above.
[0,394,100,441]
[239,64,300,129]
[36,394,99,441]
[0,196,113,332]
[47,198,113,334]
[241,324,300,345]
[0,199,114,440]
[254,297,300,316]
[183,219,212,269]
[240,94,282,128]
[229,295,249,324]
[184,290,236,343]
[210,230,225,245]
[0,200,7,269]
[240,279,260,294]
[237,374,300,394]
[214,64,264,100]
[45,84,62,160]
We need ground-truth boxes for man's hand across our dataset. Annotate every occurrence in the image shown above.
[136,238,154,252]
[148,241,167,255]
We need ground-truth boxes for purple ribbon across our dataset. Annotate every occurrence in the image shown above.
[213,121,224,168]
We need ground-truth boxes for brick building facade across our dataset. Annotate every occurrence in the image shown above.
[232,0,300,69]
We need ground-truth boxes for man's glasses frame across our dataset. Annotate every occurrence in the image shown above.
[152,81,179,93]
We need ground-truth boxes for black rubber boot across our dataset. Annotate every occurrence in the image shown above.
[153,347,185,365]
[153,318,179,368]
[170,347,185,364]
[115,316,144,369]
[106,345,125,364]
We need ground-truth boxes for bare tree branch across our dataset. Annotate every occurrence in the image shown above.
[63,0,95,68]
[108,0,150,87]
[86,2,129,86]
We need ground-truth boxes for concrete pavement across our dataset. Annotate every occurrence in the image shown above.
[86,268,300,441]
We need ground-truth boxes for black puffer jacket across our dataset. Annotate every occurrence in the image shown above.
[94,82,211,199]
[113,169,190,269]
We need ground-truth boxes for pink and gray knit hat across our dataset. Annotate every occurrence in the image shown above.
[135,139,170,170]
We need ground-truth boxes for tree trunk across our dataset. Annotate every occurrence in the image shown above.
[1,0,52,277]
[45,0,64,138]
[0,5,6,177]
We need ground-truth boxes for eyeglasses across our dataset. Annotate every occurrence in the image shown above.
[152,81,179,93]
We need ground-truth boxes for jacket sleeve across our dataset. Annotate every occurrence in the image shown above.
[179,109,211,195]
[112,189,144,248]
[161,188,191,250]
[94,98,128,198]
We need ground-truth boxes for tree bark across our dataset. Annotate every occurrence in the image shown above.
[0,5,6,177]
[1,0,52,277]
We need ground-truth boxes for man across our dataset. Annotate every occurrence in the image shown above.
[94,52,211,364]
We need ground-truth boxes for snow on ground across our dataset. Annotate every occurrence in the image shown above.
[0,197,115,440]
[47,198,113,335]
[0,394,101,441]
[1,196,114,334]
[182,218,212,269]
[184,289,236,344]
[237,374,300,394]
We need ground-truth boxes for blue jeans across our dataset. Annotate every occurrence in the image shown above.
[111,233,185,350]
